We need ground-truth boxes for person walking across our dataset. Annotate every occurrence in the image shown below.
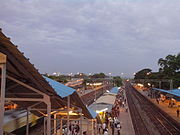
[117,122,121,135]
[102,123,106,134]
[98,123,101,134]
[125,106,128,112]
[177,109,179,117]
[110,120,114,135]
[104,128,108,135]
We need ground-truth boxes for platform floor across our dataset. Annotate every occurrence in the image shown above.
[118,90,135,135]
[118,107,135,135]
[138,89,180,123]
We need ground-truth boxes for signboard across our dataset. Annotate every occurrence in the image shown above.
[0,52,7,64]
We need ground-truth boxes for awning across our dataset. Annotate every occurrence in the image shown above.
[43,76,94,119]
[44,76,75,98]
[88,92,116,113]
[153,88,180,101]
[87,107,97,119]
[110,87,119,94]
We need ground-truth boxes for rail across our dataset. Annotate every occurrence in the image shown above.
[126,83,180,135]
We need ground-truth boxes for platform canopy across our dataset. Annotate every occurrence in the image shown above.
[0,29,92,119]
[153,88,180,101]
[110,87,119,94]
[43,76,93,118]
[89,92,116,114]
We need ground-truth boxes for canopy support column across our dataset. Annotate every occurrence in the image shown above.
[0,53,6,135]
[159,81,161,89]
[54,113,57,134]
[26,108,29,135]
[67,96,70,135]
[91,119,94,135]
[60,119,62,135]
[46,97,51,135]
[80,110,83,135]
[87,120,90,134]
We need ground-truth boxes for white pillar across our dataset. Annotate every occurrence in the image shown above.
[95,119,97,135]
[26,108,29,135]
[47,102,51,135]
[0,60,6,135]
[80,111,83,135]
[54,114,57,135]
[87,120,89,134]
[44,117,46,135]
[67,96,70,135]
[91,120,94,135]
[60,119,62,135]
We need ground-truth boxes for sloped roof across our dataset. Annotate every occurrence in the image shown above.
[87,107,97,119]
[153,88,180,100]
[0,30,94,119]
[44,76,75,98]
[43,76,93,118]
[0,29,64,116]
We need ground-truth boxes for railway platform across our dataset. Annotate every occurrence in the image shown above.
[118,107,135,135]
[137,89,180,123]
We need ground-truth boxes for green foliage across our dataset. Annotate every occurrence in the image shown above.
[134,68,152,79]
[134,53,180,89]
[113,76,122,86]
[43,74,69,84]
[73,73,87,78]
[91,73,106,78]
[158,53,180,88]
[158,54,180,76]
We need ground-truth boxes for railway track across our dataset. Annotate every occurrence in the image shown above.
[126,84,151,135]
[125,83,180,135]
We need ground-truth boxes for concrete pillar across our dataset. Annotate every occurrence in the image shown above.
[67,96,70,135]
[44,117,46,135]
[91,120,94,135]
[47,102,51,135]
[54,114,57,134]
[26,108,29,135]
[0,59,6,135]
[159,81,161,89]
[60,119,62,135]
[80,112,83,135]
[87,120,90,134]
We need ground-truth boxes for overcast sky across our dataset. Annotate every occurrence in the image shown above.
[0,0,180,77]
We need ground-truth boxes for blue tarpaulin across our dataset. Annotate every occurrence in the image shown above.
[43,76,75,98]
[44,76,100,118]
[153,88,180,98]
[110,87,119,94]
[87,107,97,119]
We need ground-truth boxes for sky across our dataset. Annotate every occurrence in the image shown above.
[0,0,180,77]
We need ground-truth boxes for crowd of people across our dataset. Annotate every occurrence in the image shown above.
[62,121,81,135]
[62,87,129,135]
[97,87,128,135]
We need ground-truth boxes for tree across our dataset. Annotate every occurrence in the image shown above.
[158,54,180,76]
[134,53,180,89]
[134,68,152,79]
[91,73,106,78]
[113,76,122,86]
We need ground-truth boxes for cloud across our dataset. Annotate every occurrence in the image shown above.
[0,0,180,76]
